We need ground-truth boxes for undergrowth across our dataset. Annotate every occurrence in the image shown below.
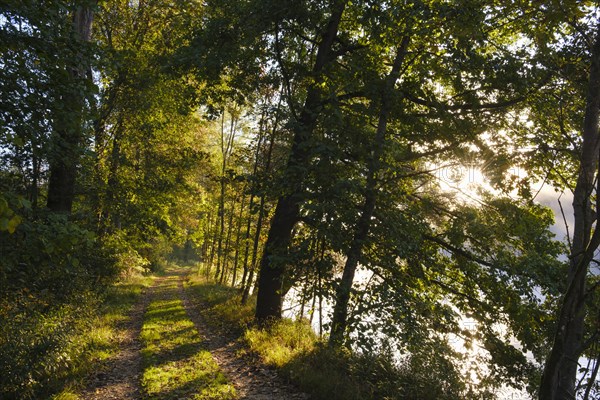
[0,213,147,399]
[185,273,464,400]
[0,272,152,400]
[52,274,154,399]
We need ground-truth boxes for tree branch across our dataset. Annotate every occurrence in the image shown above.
[423,234,496,268]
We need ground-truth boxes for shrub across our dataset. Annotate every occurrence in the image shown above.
[102,232,150,279]
[0,213,118,399]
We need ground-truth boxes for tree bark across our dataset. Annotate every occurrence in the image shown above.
[583,349,600,400]
[31,153,39,208]
[242,101,279,304]
[46,4,95,213]
[539,22,600,400]
[220,199,236,284]
[242,189,266,304]
[240,115,266,293]
[231,192,247,287]
[202,210,215,262]
[254,0,347,322]
[329,36,410,347]
[207,209,218,277]
[215,110,238,280]
[101,115,124,231]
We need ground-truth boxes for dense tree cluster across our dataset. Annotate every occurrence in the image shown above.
[2,1,600,399]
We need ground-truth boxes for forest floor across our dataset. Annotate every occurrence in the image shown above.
[80,268,309,399]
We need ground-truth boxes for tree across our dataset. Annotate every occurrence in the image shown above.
[0,0,97,211]
[539,19,600,400]
[329,36,410,346]
[46,1,96,213]
[90,0,208,269]
[250,0,351,321]
[214,107,240,281]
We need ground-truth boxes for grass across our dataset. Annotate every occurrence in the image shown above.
[140,277,236,400]
[183,280,254,332]
[49,274,154,399]
[184,275,362,399]
[244,319,317,367]
[185,273,465,400]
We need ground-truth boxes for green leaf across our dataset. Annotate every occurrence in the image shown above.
[19,198,32,210]
[7,215,21,234]
[12,136,25,147]
[0,197,7,214]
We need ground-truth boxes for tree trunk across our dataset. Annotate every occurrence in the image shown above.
[299,261,312,320]
[101,115,124,231]
[31,153,39,208]
[202,210,215,263]
[215,175,225,281]
[318,268,323,338]
[240,117,266,293]
[207,209,218,277]
[92,79,119,231]
[242,101,279,304]
[46,4,95,213]
[216,109,238,281]
[231,192,247,287]
[220,199,236,284]
[241,123,277,304]
[254,0,347,322]
[539,22,600,400]
[309,282,317,325]
[242,192,267,304]
[583,349,600,400]
[329,37,410,347]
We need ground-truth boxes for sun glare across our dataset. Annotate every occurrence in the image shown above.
[433,163,490,203]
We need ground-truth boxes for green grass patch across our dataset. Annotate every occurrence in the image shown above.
[242,321,377,399]
[49,274,154,399]
[140,279,235,400]
[244,319,316,367]
[184,276,254,334]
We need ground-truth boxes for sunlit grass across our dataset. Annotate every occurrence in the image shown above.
[185,278,353,398]
[244,319,317,367]
[50,274,154,399]
[184,275,254,331]
[185,274,316,367]
[51,392,80,400]
[140,279,236,400]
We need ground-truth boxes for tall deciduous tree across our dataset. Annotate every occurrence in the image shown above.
[89,0,208,269]
[255,0,347,321]
[46,1,96,213]
[539,20,600,400]
[329,36,410,346]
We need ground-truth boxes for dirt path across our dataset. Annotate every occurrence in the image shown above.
[178,273,310,400]
[80,270,309,399]
[79,286,149,399]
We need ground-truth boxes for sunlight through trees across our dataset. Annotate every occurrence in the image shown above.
[2,1,600,399]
